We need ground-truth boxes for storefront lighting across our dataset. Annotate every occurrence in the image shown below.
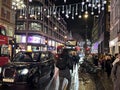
[110,41,115,46]
[29,0,32,2]
[64,36,67,39]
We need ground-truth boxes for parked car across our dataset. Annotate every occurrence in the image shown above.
[0,51,55,88]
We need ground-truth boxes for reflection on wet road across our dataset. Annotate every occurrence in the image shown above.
[70,64,79,90]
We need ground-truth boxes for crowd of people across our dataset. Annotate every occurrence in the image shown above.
[55,47,120,90]
[86,53,120,90]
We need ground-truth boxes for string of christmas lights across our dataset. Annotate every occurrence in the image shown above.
[13,0,107,20]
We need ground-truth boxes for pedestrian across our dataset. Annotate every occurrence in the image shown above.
[93,54,99,66]
[111,57,120,90]
[56,49,72,90]
[72,51,80,65]
[99,54,106,74]
[112,53,119,66]
[104,55,112,78]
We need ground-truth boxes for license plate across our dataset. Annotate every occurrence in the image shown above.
[3,78,14,82]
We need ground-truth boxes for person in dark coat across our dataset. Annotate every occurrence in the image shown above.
[111,59,120,90]
[72,52,80,65]
[105,55,112,78]
[56,49,72,90]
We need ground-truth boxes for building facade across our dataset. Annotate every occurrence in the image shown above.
[109,0,120,55]
[91,16,99,54]
[0,0,15,38]
[91,0,110,55]
[0,0,15,58]
[14,0,68,52]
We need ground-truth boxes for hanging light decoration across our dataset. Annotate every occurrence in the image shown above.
[62,5,65,14]
[75,4,78,15]
[64,0,67,3]
[72,7,74,19]
[68,5,71,14]
[13,0,107,20]
[40,7,43,20]
[78,15,82,18]
[57,8,61,20]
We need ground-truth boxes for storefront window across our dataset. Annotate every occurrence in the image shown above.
[44,27,48,34]
[0,27,6,35]
[16,22,25,30]
[29,22,42,31]
[16,35,26,43]
[0,45,9,56]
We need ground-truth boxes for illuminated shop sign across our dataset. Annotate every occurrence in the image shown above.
[48,46,56,50]
[21,36,26,43]
[65,40,77,46]
[27,35,45,44]
[28,36,40,43]
[48,40,52,46]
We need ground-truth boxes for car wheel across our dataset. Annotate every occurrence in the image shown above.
[31,74,41,88]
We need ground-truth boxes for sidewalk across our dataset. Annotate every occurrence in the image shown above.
[79,72,96,90]
[78,69,113,90]
[98,72,113,90]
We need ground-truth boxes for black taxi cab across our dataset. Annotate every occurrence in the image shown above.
[0,51,55,88]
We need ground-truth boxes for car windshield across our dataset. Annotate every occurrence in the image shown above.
[12,52,33,62]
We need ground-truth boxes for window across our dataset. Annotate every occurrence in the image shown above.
[1,8,5,18]
[0,45,9,56]
[0,27,6,35]
[6,11,10,20]
[1,7,11,21]
[13,52,32,62]
[32,53,39,61]
[29,22,42,31]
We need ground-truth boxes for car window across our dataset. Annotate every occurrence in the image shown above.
[12,53,24,62]
[23,54,32,62]
[32,52,39,61]
[13,52,33,62]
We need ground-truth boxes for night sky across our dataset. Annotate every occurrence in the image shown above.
[54,0,94,40]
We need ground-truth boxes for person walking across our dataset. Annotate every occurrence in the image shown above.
[112,53,119,66]
[72,51,80,65]
[111,58,120,90]
[56,49,73,90]
[104,55,112,78]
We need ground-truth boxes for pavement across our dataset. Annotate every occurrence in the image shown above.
[77,65,113,90]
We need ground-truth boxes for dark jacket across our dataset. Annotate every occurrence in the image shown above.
[111,61,120,90]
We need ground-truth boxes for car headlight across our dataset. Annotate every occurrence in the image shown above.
[21,69,29,75]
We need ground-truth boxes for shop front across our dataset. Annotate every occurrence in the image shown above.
[15,35,47,52]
